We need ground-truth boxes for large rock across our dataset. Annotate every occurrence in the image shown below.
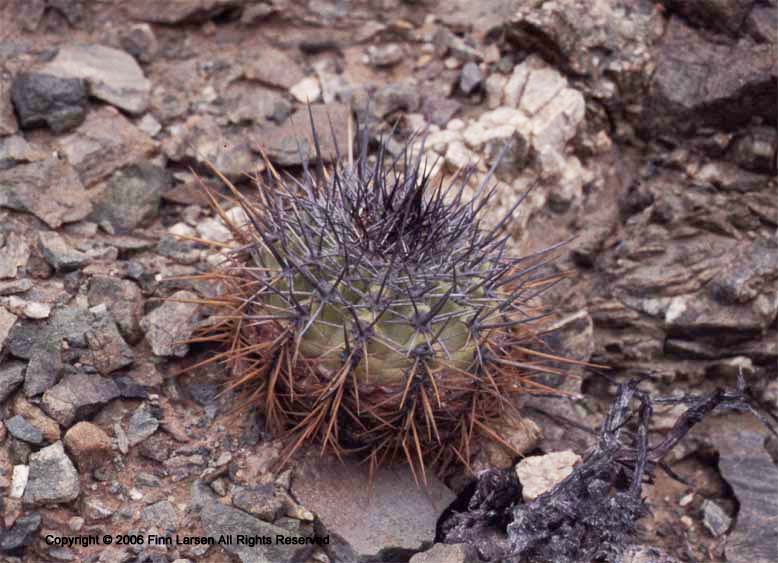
[0,75,18,135]
[125,0,248,23]
[23,441,80,506]
[292,455,455,561]
[0,361,26,404]
[717,431,778,563]
[64,422,113,472]
[87,276,144,343]
[250,103,351,167]
[198,489,313,563]
[140,290,200,357]
[57,106,155,187]
[42,372,120,427]
[37,231,90,272]
[242,45,305,90]
[42,44,151,114]
[0,157,93,228]
[85,307,135,375]
[10,72,87,133]
[646,18,776,134]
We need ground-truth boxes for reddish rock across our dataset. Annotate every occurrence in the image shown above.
[64,422,113,472]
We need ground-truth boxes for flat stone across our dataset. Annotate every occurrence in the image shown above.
[292,454,455,561]
[140,290,200,357]
[0,512,41,552]
[0,157,92,228]
[57,106,155,187]
[87,276,144,344]
[0,278,33,295]
[0,75,18,135]
[409,543,477,563]
[619,545,682,563]
[140,500,177,529]
[232,484,286,522]
[1,296,52,320]
[224,82,290,125]
[126,402,160,446]
[38,231,90,272]
[85,308,135,375]
[702,499,732,538]
[0,361,26,403]
[6,304,92,360]
[90,162,169,233]
[126,0,246,23]
[0,134,47,170]
[200,493,313,563]
[42,372,121,427]
[10,464,29,499]
[717,431,778,563]
[367,43,404,68]
[243,45,304,90]
[0,232,31,279]
[515,450,581,501]
[42,44,151,114]
[5,415,44,445]
[12,395,61,443]
[23,441,80,506]
[250,103,350,167]
[10,72,87,133]
[24,338,64,397]
[162,114,257,182]
[0,307,17,353]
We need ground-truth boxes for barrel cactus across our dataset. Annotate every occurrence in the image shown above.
[196,116,565,478]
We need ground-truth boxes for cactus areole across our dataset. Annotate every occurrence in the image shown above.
[198,115,568,477]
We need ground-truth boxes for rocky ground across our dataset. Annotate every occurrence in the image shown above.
[0,0,776,562]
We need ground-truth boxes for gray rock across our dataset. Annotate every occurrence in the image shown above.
[162,114,255,182]
[0,157,93,228]
[23,441,80,506]
[292,454,455,561]
[140,290,200,357]
[7,304,91,360]
[5,415,44,445]
[201,495,313,563]
[10,72,87,133]
[0,308,18,356]
[702,499,732,538]
[373,82,422,118]
[717,431,778,563]
[0,232,31,279]
[250,103,351,167]
[232,484,286,522]
[0,278,33,295]
[0,74,18,135]
[729,127,777,175]
[0,134,46,170]
[116,23,159,63]
[57,106,155,187]
[85,308,135,375]
[42,372,120,427]
[224,82,290,125]
[126,403,160,446]
[409,543,477,563]
[367,44,404,68]
[422,96,461,127]
[38,231,90,272]
[647,18,775,134]
[126,0,247,23]
[24,340,63,397]
[747,5,777,43]
[156,234,200,265]
[0,361,25,404]
[140,500,177,529]
[661,0,756,36]
[0,512,41,552]
[90,162,169,233]
[618,545,682,563]
[87,276,144,344]
[459,62,482,95]
[709,239,778,305]
[42,44,151,114]
[242,45,305,90]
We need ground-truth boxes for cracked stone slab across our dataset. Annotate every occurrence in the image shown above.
[22,441,80,506]
[0,158,92,228]
[42,44,151,114]
[292,454,455,562]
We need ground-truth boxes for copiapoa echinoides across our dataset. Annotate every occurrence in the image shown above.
[182,109,573,482]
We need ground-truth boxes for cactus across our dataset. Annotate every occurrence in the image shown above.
[194,114,567,479]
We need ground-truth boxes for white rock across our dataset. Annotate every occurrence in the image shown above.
[520,63,567,116]
[444,141,475,171]
[425,129,463,154]
[10,465,29,498]
[289,76,322,104]
[515,450,581,501]
[485,73,507,109]
[197,216,232,244]
[530,87,586,155]
[169,222,197,238]
[503,62,531,108]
